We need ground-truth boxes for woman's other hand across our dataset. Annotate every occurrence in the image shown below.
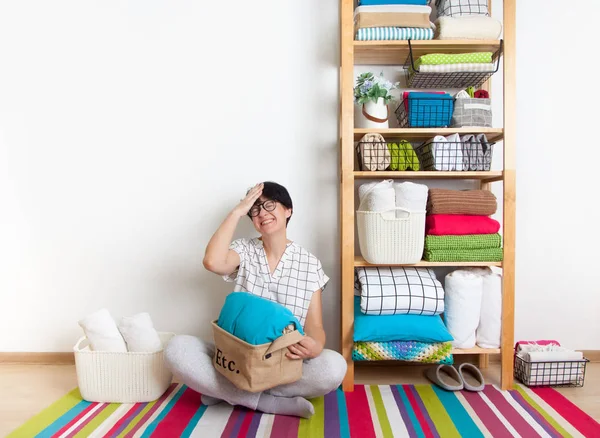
[234,183,264,216]
[286,336,322,360]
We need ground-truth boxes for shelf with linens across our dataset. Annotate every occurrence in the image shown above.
[354,256,502,268]
[354,40,502,65]
[341,0,516,392]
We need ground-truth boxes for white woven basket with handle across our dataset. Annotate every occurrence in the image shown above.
[73,332,175,403]
[357,208,426,264]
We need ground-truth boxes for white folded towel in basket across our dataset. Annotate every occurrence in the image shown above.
[118,312,163,352]
[358,180,396,212]
[393,181,428,212]
[78,308,128,352]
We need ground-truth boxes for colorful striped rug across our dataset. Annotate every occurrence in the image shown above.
[8,383,600,437]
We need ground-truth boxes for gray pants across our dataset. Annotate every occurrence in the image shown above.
[164,335,347,411]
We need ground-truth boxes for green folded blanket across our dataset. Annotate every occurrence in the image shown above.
[387,141,420,171]
[424,234,502,250]
[413,52,493,71]
[423,248,503,262]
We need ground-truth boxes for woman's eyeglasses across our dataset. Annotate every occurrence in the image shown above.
[249,200,277,217]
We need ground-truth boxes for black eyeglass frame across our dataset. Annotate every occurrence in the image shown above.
[248,200,278,217]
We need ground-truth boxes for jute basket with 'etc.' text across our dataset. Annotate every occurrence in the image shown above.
[211,321,304,393]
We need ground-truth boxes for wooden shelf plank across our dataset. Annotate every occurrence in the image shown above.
[354,128,504,142]
[452,347,501,355]
[354,256,502,268]
[354,40,502,65]
[354,171,503,180]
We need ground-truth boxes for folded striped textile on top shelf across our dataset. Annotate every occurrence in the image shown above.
[353,340,453,363]
[424,233,502,250]
[427,188,497,216]
[356,27,434,41]
[423,247,504,262]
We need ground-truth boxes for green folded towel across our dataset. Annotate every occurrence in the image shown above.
[413,52,493,71]
[423,248,504,262]
[424,234,502,250]
[387,141,420,171]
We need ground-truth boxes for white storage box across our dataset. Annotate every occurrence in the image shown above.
[357,208,426,264]
[74,332,175,403]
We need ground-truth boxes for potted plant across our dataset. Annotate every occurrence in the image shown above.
[354,72,399,129]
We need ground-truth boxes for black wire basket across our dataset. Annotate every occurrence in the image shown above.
[435,0,490,17]
[404,39,503,89]
[413,138,495,171]
[395,95,454,128]
[514,354,589,388]
[355,141,421,171]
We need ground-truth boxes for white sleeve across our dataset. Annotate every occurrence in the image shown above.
[222,238,249,283]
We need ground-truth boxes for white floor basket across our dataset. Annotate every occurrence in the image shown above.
[74,332,175,403]
[357,208,426,264]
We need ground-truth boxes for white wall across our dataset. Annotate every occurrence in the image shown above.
[1,1,599,352]
[0,0,340,351]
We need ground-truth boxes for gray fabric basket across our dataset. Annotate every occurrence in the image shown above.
[451,98,492,128]
[436,0,490,17]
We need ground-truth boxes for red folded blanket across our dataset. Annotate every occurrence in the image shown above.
[426,214,501,236]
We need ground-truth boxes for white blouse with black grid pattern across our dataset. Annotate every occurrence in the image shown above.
[223,238,329,327]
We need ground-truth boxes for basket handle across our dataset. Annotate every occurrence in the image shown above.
[73,336,87,352]
[263,330,305,359]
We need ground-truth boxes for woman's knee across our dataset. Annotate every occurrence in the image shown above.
[164,335,212,370]
[321,350,348,385]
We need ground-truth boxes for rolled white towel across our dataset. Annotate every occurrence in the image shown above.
[393,181,428,212]
[444,270,483,349]
[358,180,395,212]
[118,312,163,352]
[78,308,128,352]
[476,272,502,348]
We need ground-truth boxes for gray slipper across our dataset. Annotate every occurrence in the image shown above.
[425,365,464,391]
[458,363,485,391]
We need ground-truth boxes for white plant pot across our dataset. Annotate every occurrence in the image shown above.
[357,97,389,129]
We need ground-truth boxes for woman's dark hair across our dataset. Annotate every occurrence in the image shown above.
[248,181,293,225]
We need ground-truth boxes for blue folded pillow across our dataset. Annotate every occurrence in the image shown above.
[353,296,453,343]
[218,292,304,345]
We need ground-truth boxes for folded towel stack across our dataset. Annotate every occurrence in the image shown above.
[358,180,428,212]
[354,1,433,41]
[424,188,503,262]
[434,0,503,40]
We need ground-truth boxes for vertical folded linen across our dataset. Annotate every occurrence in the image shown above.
[444,270,483,349]
[118,312,163,352]
[78,308,128,352]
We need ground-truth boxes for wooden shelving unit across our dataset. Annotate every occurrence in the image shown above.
[340,0,516,391]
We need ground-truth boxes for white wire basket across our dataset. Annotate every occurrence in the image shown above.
[357,208,426,264]
[74,332,175,403]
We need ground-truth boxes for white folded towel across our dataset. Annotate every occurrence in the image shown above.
[445,133,463,171]
[476,272,502,348]
[393,181,428,212]
[118,312,163,353]
[435,16,502,40]
[78,308,128,352]
[444,270,483,349]
[358,180,395,212]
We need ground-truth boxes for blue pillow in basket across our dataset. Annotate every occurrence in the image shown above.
[218,292,304,345]
[353,296,453,343]
[408,92,454,128]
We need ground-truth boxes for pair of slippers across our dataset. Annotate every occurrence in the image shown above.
[426,363,485,392]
